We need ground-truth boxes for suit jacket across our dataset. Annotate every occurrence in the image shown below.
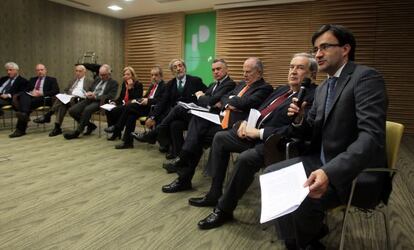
[115,80,143,105]
[150,74,206,121]
[198,76,236,113]
[88,77,118,102]
[64,77,94,95]
[0,75,29,97]
[222,78,273,127]
[27,76,60,97]
[298,61,388,201]
[143,80,166,107]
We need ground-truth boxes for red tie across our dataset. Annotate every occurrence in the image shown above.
[148,83,158,98]
[259,91,291,120]
[35,77,42,90]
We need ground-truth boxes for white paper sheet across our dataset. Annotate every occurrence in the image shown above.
[189,110,221,125]
[247,108,261,128]
[100,103,116,111]
[177,101,210,112]
[259,162,309,223]
[56,93,73,104]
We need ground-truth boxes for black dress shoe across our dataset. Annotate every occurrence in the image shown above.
[165,152,176,160]
[159,145,168,153]
[161,178,192,193]
[33,115,51,124]
[84,123,97,135]
[115,143,134,149]
[64,130,81,139]
[189,195,218,207]
[104,125,116,133]
[131,131,156,144]
[107,132,121,141]
[49,127,62,137]
[162,157,181,173]
[198,208,233,230]
[9,130,26,138]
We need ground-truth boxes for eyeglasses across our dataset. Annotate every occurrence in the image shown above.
[311,43,342,54]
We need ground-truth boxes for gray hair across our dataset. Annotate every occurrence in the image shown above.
[293,52,318,79]
[100,64,112,74]
[4,62,19,70]
[212,58,228,68]
[168,59,186,72]
[247,57,264,76]
[76,64,87,72]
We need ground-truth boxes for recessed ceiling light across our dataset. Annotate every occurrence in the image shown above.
[108,5,123,11]
[124,0,134,2]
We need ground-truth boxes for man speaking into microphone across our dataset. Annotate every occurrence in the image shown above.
[193,52,318,230]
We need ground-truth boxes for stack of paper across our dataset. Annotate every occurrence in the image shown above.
[259,162,309,223]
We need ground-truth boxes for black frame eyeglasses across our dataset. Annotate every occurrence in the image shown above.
[311,43,342,54]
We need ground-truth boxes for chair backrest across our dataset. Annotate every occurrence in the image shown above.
[386,121,404,170]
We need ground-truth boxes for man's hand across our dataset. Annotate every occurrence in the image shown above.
[245,126,260,139]
[85,91,96,100]
[214,101,222,109]
[0,94,9,99]
[303,169,329,198]
[195,91,205,98]
[227,105,237,111]
[145,118,156,129]
[139,98,148,105]
[31,90,43,97]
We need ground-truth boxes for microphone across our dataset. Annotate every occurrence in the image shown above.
[291,77,311,121]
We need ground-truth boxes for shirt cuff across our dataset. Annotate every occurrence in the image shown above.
[259,128,265,140]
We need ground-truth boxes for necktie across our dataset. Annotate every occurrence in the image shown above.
[257,91,291,127]
[2,78,13,93]
[70,79,80,94]
[211,81,219,95]
[93,81,105,95]
[221,84,250,129]
[148,83,158,98]
[320,76,338,164]
[324,77,338,118]
[177,79,183,93]
[35,77,42,91]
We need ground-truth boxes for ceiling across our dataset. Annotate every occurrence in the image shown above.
[48,0,311,19]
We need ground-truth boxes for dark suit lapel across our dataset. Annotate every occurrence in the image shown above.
[325,62,355,121]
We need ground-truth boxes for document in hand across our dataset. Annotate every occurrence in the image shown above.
[177,101,210,112]
[247,109,261,128]
[259,162,309,223]
[189,110,221,125]
[56,93,73,104]
[100,103,116,111]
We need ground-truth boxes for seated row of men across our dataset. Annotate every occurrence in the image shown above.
[0,24,390,250]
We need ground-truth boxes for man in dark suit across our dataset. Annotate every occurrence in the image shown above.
[264,25,388,249]
[33,64,94,136]
[132,59,206,149]
[113,66,166,149]
[9,64,59,138]
[0,62,28,114]
[194,53,318,230]
[64,64,118,139]
[161,57,273,193]
[139,59,235,158]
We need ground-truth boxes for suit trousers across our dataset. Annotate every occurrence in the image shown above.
[263,155,341,248]
[177,116,222,183]
[105,105,126,128]
[16,93,51,131]
[68,99,100,132]
[122,103,150,145]
[205,129,256,199]
[157,105,191,157]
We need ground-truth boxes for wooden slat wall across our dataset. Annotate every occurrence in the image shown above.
[216,0,414,133]
[124,13,185,88]
[124,0,414,133]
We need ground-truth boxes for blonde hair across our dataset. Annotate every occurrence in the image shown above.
[123,66,137,81]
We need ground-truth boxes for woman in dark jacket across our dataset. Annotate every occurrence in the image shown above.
[105,66,143,140]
